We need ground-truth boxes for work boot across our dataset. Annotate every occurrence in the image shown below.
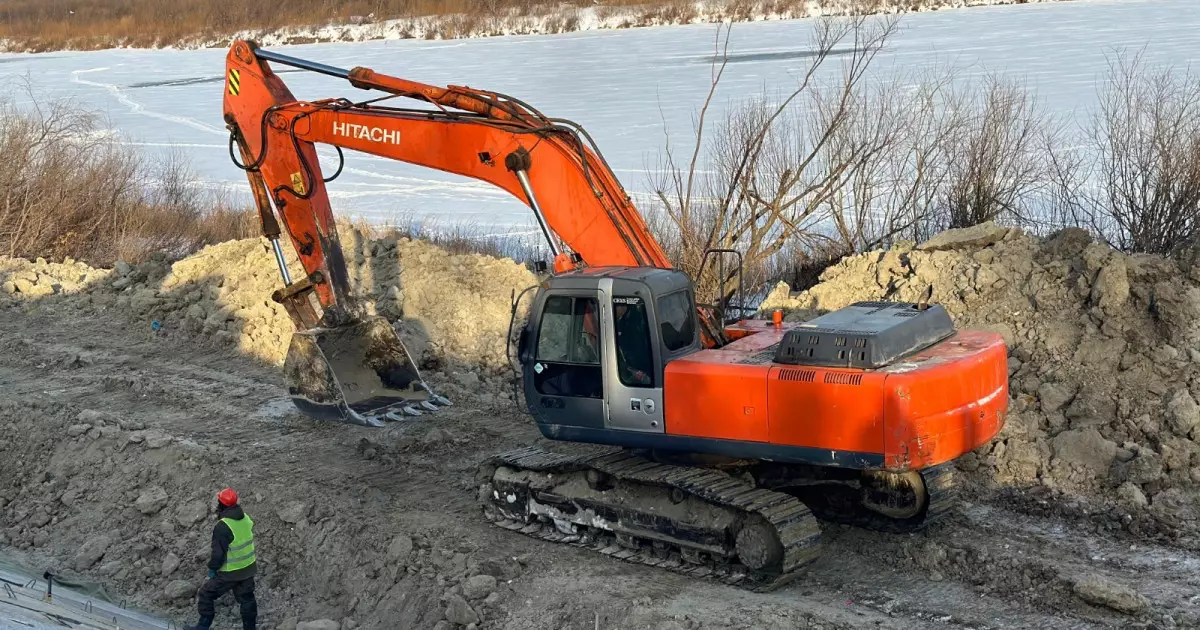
[242,616,256,630]
[183,616,213,630]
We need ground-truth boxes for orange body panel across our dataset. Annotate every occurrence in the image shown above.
[663,362,771,443]
[879,330,1008,470]
[664,325,1007,471]
[662,326,779,442]
[766,366,887,456]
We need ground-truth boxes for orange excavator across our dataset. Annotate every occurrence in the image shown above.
[222,41,1008,589]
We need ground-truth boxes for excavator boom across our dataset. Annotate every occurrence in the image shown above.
[221,41,723,425]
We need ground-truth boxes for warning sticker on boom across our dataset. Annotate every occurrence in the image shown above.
[227,69,241,96]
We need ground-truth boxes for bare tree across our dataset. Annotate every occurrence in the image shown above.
[820,65,964,251]
[651,13,902,307]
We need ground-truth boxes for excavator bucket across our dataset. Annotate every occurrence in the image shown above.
[282,316,448,426]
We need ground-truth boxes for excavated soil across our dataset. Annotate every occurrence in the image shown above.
[2,224,1200,629]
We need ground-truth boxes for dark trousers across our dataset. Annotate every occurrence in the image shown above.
[197,575,256,627]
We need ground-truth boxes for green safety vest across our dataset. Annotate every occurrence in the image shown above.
[218,514,256,573]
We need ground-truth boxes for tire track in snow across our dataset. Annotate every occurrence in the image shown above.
[71,67,227,136]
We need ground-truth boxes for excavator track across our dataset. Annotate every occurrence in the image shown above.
[477,446,824,592]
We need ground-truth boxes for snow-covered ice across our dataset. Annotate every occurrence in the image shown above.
[0,0,1196,234]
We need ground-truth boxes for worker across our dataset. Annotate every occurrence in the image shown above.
[184,488,257,630]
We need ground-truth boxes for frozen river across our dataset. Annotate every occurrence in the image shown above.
[0,0,1197,235]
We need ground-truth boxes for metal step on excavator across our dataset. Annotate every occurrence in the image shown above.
[221,41,1009,589]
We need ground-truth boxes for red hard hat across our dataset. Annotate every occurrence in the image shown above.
[217,488,238,506]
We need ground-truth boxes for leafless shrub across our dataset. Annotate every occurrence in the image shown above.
[0,93,255,266]
[1048,49,1200,255]
[931,75,1059,237]
[650,14,1072,307]
[816,67,963,251]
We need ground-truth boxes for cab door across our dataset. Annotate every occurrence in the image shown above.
[523,291,607,430]
[598,279,665,433]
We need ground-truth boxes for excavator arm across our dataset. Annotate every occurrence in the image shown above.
[221,41,722,425]
[224,41,673,314]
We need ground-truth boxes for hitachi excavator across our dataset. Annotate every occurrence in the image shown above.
[222,41,1008,589]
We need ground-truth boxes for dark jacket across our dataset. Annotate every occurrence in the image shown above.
[209,503,256,581]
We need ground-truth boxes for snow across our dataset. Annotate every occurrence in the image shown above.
[0,0,1196,235]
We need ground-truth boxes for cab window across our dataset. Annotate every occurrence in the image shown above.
[657,290,695,352]
[533,295,602,398]
[613,296,655,387]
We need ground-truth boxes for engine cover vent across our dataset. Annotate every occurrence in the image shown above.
[777,368,816,382]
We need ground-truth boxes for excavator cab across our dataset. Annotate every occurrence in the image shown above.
[517,267,700,440]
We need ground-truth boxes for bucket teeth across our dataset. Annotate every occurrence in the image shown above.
[419,384,453,407]
[366,390,454,423]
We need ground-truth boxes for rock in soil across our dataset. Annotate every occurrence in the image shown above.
[1073,574,1149,614]
[176,500,209,526]
[164,579,196,601]
[74,535,112,571]
[462,574,497,601]
[387,534,413,563]
[276,500,308,524]
[135,486,169,515]
[161,552,181,576]
[445,593,481,626]
[916,221,1010,251]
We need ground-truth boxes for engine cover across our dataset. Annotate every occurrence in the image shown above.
[773,301,955,369]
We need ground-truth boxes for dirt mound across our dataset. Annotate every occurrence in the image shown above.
[0,256,115,297]
[0,227,537,391]
[761,222,1200,543]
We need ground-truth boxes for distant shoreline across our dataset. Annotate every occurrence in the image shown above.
[0,0,1081,54]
